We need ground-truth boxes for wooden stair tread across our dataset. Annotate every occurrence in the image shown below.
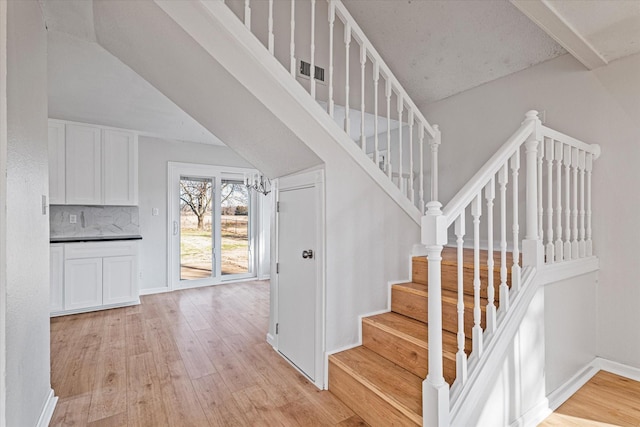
[329,346,422,424]
[363,312,467,360]
[413,247,519,271]
[392,282,489,308]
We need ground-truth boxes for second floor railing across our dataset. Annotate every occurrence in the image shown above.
[223,0,440,213]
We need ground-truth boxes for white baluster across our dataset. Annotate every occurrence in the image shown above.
[498,164,510,311]
[471,193,484,357]
[268,0,274,54]
[586,153,593,256]
[431,125,441,202]
[344,23,351,134]
[571,147,579,259]
[385,78,392,179]
[563,144,572,260]
[408,110,415,203]
[537,138,544,241]
[511,150,521,291]
[373,62,379,167]
[310,0,316,100]
[328,1,334,116]
[290,0,295,77]
[397,94,404,193]
[244,0,251,30]
[419,126,425,211]
[485,177,496,334]
[360,43,366,150]
[578,150,586,258]
[455,213,467,384]
[545,137,554,263]
[554,141,563,262]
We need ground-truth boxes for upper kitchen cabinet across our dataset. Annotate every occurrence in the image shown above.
[65,123,102,205]
[48,121,66,204]
[49,120,139,206]
[103,129,138,205]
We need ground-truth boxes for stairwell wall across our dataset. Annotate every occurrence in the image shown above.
[421,52,640,407]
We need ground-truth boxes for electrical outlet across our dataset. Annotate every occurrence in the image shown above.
[152,208,159,216]
[70,214,77,224]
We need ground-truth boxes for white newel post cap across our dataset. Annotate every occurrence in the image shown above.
[421,201,447,247]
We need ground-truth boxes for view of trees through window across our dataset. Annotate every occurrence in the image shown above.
[179,177,250,280]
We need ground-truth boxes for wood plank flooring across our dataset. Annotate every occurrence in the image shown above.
[50,280,368,426]
[539,371,640,426]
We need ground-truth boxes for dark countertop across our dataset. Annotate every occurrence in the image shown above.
[50,235,142,243]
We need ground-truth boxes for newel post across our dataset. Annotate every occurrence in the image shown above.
[522,110,544,267]
[421,201,449,427]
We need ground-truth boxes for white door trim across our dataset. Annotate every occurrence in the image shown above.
[0,1,7,422]
[274,167,326,389]
[167,162,260,290]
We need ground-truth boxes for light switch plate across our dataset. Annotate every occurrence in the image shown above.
[70,214,77,224]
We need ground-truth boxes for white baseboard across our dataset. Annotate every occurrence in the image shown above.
[509,398,551,427]
[139,286,170,295]
[547,363,600,411]
[595,357,640,382]
[266,333,275,347]
[36,389,57,427]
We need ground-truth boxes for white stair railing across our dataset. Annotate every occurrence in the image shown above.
[223,0,440,212]
[421,111,601,426]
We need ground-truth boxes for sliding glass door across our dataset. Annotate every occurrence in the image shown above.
[168,163,257,289]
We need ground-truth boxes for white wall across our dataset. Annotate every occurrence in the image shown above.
[4,1,53,425]
[422,53,640,369]
[137,135,251,292]
[544,272,597,394]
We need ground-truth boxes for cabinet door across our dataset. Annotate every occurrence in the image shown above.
[102,256,137,305]
[64,258,102,310]
[103,129,138,205]
[50,245,64,313]
[65,124,102,205]
[48,122,66,204]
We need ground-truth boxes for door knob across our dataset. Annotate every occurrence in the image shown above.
[302,249,314,259]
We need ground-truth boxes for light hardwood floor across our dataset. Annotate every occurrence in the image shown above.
[50,280,368,426]
[540,371,640,426]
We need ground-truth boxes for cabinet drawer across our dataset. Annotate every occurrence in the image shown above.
[64,241,138,259]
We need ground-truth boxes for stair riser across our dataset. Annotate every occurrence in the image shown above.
[328,359,421,426]
[391,288,485,337]
[412,258,511,299]
[362,321,457,384]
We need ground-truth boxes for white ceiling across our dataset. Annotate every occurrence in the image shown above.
[41,0,640,144]
[342,0,567,106]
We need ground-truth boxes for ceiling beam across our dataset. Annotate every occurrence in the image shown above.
[510,0,608,70]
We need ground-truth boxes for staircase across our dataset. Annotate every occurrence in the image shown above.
[329,249,514,426]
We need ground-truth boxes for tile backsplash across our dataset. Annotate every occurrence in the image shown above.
[50,205,140,237]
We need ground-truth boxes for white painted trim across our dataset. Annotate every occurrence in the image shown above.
[0,1,6,423]
[546,362,599,412]
[155,0,422,225]
[50,299,140,317]
[509,398,551,427]
[266,333,276,347]
[538,256,599,286]
[139,286,170,296]
[509,0,608,70]
[36,389,57,427]
[596,357,640,382]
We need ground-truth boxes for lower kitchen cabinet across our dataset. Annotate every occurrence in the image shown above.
[50,244,65,312]
[51,240,140,316]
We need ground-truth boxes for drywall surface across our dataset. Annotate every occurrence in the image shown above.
[5,1,52,424]
[137,136,250,292]
[422,53,640,368]
[544,272,597,394]
[455,287,546,426]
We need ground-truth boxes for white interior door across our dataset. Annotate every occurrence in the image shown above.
[277,185,317,380]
